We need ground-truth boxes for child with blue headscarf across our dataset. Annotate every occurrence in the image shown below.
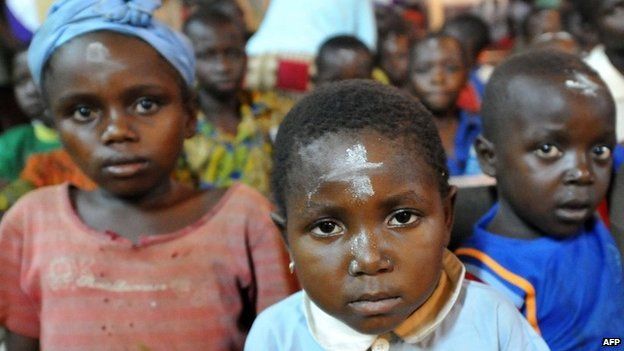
[0,1,296,350]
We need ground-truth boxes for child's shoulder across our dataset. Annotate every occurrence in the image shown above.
[212,182,274,214]
[448,280,549,350]
[246,291,318,350]
[4,183,67,215]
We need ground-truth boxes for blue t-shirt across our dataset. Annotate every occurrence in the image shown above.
[457,204,624,351]
[447,110,482,176]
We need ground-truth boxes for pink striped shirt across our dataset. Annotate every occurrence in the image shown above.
[0,183,296,350]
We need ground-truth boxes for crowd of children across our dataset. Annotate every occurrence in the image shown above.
[0,0,623,350]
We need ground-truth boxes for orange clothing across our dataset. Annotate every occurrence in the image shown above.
[20,149,96,190]
[0,183,295,350]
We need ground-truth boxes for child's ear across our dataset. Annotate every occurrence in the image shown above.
[474,135,497,177]
[270,211,289,242]
[443,185,457,247]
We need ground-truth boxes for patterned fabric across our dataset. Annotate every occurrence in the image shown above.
[456,204,624,351]
[0,122,61,182]
[0,149,95,212]
[183,92,286,195]
[0,183,296,350]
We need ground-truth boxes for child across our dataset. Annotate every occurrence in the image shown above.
[182,8,273,194]
[409,33,482,176]
[0,1,295,350]
[0,49,60,183]
[582,0,624,142]
[314,35,374,86]
[457,50,624,351]
[373,16,410,88]
[245,80,549,350]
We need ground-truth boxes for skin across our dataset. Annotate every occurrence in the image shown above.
[409,36,468,159]
[476,74,615,239]
[12,51,48,126]
[379,33,410,87]
[8,31,227,351]
[279,130,455,335]
[315,48,373,86]
[525,9,562,44]
[595,0,624,72]
[184,19,247,135]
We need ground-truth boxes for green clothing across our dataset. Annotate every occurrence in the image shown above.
[0,123,60,182]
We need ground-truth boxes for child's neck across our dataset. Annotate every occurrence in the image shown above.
[72,180,226,242]
[605,47,624,75]
[433,110,459,159]
[198,89,241,136]
[487,198,543,240]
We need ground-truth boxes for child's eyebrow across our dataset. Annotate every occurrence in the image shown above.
[56,91,99,105]
[381,190,429,208]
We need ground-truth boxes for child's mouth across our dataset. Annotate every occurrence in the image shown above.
[348,295,402,316]
[555,203,591,223]
[103,158,149,177]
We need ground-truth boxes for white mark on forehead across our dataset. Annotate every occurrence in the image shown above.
[565,72,601,97]
[86,42,111,63]
[323,144,382,200]
[299,137,383,203]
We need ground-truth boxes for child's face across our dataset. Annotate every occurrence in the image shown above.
[595,0,624,51]
[409,37,467,115]
[284,131,454,335]
[43,32,196,198]
[186,21,246,97]
[484,74,615,237]
[380,33,410,86]
[12,51,45,122]
[316,49,373,86]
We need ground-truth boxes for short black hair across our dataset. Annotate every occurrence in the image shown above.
[316,35,371,72]
[442,13,490,63]
[271,80,450,217]
[482,50,607,141]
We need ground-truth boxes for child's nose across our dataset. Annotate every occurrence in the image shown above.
[101,110,138,144]
[563,151,595,185]
[347,230,394,276]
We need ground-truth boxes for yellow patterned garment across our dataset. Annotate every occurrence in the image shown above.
[182,95,285,195]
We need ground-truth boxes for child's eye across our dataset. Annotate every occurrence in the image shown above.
[535,144,562,159]
[387,209,420,227]
[592,145,612,161]
[71,105,98,122]
[310,220,344,237]
[134,97,160,115]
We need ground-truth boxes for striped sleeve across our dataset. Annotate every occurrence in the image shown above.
[456,248,541,334]
[0,204,40,338]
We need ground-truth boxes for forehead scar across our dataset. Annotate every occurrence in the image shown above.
[565,72,601,97]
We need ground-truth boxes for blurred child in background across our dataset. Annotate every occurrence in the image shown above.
[409,34,482,176]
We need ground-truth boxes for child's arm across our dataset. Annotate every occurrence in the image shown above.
[5,331,39,351]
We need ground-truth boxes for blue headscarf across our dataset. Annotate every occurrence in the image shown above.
[28,0,195,88]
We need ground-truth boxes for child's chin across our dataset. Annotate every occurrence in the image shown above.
[345,314,404,336]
